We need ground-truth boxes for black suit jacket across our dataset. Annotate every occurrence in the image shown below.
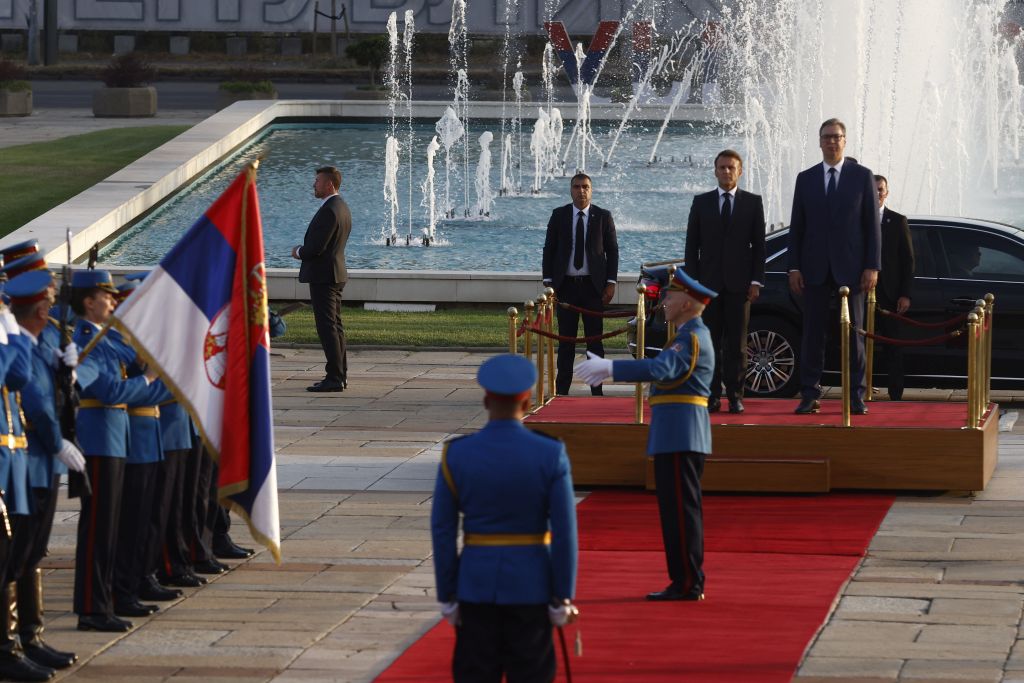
[877,206,914,305]
[683,188,766,294]
[542,203,619,292]
[299,195,351,285]
[787,159,881,286]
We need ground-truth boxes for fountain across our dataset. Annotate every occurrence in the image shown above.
[420,136,441,246]
[435,106,465,219]
[474,131,495,217]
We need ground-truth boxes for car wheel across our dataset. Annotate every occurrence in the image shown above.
[744,317,800,398]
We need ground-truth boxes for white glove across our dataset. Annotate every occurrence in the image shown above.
[574,351,613,387]
[440,601,460,626]
[548,602,579,627]
[0,325,8,346]
[0,310,18,336]
[56,438,86,473]
[60,342,78,369]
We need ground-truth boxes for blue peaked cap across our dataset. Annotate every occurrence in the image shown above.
[667,267,718,304]
[123,271,149,282]
[71,269,118,293]
[5,270,53,306]
[477,354,537,395]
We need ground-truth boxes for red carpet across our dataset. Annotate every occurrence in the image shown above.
[376,490,893,683]
[526,396,991,428]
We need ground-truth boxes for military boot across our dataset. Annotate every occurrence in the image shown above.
[18,570,76,669]
[0,582,53,681]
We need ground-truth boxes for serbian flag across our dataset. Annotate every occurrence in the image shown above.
[114,163,280,561]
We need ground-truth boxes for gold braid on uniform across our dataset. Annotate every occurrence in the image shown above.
[655,332,699,391]
[440,443,458,500]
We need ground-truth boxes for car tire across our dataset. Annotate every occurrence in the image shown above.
[744,316,800,398]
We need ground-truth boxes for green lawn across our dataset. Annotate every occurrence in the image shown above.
[0,126,190,236]
[274,305,630,349]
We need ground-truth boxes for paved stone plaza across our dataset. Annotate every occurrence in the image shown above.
[10,347,1019,682]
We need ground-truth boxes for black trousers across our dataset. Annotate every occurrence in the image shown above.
[453,603,554,683]
[149,449,188,577]
[876,300,905,398]
[702,291,750,401]
[74,455,125,617]
[554,277,604,396]
[309,282,348,385]
[653,451,706,593]
[6,478,58,584]
[186,446,216,565]
[800,280,866,401]
[113,462,158,603]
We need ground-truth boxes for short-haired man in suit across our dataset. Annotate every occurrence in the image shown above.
[788,118,881,415]
[542,173,619,396]
[292,166,352,393]
[684,149,766,413]
[874,175,914,401]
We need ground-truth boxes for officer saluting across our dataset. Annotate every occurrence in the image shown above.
[431,354,579,683]
[577,268,717,601]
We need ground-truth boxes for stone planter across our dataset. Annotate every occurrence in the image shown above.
[216,88,277,111]
[92,86,157,118]
[0,89,31,117]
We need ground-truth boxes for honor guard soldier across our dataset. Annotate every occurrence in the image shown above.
[69,270,164,633]
[6,269,84,679]
[577,268,717,601]
[431,354,579,683]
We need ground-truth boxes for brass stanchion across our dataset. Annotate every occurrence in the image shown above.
[974,304,986,425]
[984,293,995,407]
[536,294,548,406]
[545,287,556,399]
[507,306,519,354]
[967,312,979,429]
[635,282,647,424]
[865,286,876,401]
[839,286,851,427]
[524,300,534,409]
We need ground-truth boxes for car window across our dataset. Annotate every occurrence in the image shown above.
[936,228,1024,282]
[909,226,937,277]
[764,231,789,272]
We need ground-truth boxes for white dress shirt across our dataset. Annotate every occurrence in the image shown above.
[823,158,845,193]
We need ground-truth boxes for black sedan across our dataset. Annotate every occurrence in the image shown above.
[627,217,1024,397]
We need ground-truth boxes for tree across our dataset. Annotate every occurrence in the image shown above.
[345,35,389,87]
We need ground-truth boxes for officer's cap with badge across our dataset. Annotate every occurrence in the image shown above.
[477,354,537,401]
[666,267,718,305]
[0,239,39,265]
[0,252,48,281]
[71,270,118,294]
[5,270,54,308]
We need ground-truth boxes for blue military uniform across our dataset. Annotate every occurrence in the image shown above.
[612,268,717,600]
[431,354,577,683]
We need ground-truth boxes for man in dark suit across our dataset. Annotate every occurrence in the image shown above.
[292,166,352,393]
[787,118,881,415]
[684,149,766,413]
[874,175,914,400]
[542,173,619,396]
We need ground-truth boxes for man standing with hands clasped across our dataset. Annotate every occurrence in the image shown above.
[292,166,352,393]
[787,118,881,415]
[577,269,716,601]
[542,173,619,396]
[874,175,914,401]
[684,149,766,414]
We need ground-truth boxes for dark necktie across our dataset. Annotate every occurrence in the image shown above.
[573,211,585,270]
[827,167,837,197]
[721,192,732,225]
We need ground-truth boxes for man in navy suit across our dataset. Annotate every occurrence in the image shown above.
[874,175,914,400]
[787,118,881,414]
[684,149,766,414]
[542,173,619,396]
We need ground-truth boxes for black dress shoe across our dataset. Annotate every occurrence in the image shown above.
[114,599,159,617]
[140,576,182,601]
[158,572,206,588]
[707,397,721,413]
[852,402,869,415]
[306,380,344,392]
[794,398,821,414]
[0,652,54,681]
[590,385,603,396]
[213,538,255,560]
[888,388,903,401]
[194,558,228,575]
[23,641,76,670]
[728,398,745,414]
[77,614,132,632]
[645,584,705,601]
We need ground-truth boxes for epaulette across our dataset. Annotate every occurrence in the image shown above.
[46,317,60,329]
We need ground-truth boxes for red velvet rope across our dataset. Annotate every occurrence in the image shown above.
[878,308,968,329]
[857,327,963,346]
[557,301,636,318]
[529,322,631,343]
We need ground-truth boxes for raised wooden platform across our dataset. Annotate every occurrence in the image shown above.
[524,397,998,492]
